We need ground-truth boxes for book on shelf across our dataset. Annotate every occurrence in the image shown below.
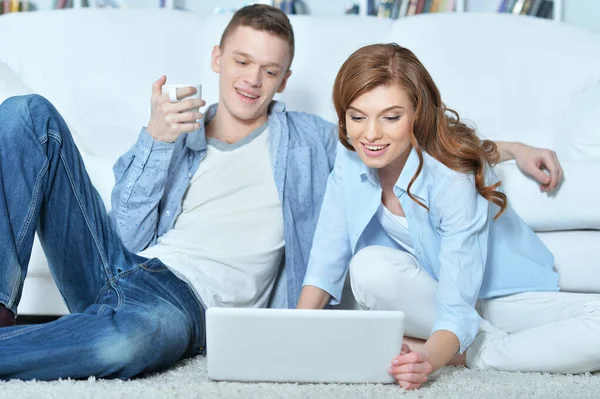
[0,0,125,12]
[365,0,555,20]
[512,0,526,14]
[520,0,534,14]
[273,0,294,14]
[498,0,553,19]
[376,0,395,18]
[0,0,32,13]
[53,0,123,8]
[368,0,456,19]
[272,0,310,15]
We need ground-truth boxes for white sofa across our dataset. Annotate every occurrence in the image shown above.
[0,9,598,315]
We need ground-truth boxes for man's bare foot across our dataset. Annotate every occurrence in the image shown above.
[402,336,466,366]
[0,304,15,327]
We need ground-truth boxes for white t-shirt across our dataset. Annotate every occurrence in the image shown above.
[139,125,285,308]
[377,203,415,255]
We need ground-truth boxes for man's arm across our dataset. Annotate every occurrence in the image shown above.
[495,141,564,192]
[110,76,205,252]
[109,130,174,252]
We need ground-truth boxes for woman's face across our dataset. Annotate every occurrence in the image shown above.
[345,84,415,171]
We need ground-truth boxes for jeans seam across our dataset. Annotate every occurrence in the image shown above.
[8,138,50,310]
[54,133,112,285]
[184,285,206,354]
[92,266,141,309]
[138,263,169,273]
[93,279,113,306]
[14,160,46,254]
[17,131,48,253]
[96,304,110,315]
[0,315,69,340]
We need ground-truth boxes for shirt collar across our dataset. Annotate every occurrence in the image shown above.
[184,100,286,151]
[359,147,428,202]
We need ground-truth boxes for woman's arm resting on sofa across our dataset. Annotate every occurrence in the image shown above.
[495,141,563,192]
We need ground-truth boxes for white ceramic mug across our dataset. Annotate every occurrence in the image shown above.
[162,83,202,103]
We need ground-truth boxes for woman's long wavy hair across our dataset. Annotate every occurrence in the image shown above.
[332,43,507,219]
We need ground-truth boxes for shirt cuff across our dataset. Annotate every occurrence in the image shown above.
[135,128,175,167]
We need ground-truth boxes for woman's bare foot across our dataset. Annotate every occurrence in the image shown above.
[403,336,426,352]
[402,337,466,366]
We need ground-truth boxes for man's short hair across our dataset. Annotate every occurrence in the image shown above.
[219,4,295,69]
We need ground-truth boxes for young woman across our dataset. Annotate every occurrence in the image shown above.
[297,43,600,390]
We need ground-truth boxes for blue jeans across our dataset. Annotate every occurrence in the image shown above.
[0,95,205,380]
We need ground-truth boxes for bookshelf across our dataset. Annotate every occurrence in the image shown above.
[0,0,178,11]
[466,0,563,23]
[358,0,563,22]
[3,0,598,32]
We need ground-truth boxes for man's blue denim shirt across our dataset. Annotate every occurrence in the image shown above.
[110,101,337,308]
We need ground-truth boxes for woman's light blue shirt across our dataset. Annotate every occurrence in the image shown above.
[304,143,559,352]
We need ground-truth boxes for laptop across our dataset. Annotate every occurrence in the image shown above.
[206,308,405,384]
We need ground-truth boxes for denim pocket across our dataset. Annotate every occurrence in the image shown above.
[138,257,170,273]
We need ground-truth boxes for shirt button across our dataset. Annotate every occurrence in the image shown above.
[143,149,149,154]
[188,172,192,178]
[166,211,171,216]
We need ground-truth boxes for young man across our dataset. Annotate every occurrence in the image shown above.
[0,5,561,380]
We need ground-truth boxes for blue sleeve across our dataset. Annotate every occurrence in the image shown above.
[431,174,490,354]
[302,142,353,305]
[306,115,337,171]
[109,128,174,253]
[323,123,338,171]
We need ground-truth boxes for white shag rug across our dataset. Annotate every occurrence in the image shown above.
[0,356,598,399]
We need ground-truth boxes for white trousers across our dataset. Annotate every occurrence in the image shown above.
[349,246,600,373]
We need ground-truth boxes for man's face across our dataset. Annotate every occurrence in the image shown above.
[212,26,292,124]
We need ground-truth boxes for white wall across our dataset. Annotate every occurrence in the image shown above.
[562,0,600,32]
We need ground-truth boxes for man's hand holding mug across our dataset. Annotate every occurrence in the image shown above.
[146,75,205,143]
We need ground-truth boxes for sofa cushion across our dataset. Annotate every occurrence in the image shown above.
[556,81,600,161]
[537,230,600,293]
[0,9,207,161]
[0,59,33,103]
[494,160,600,231]
[386,13,600,150]
[0,60,91,152]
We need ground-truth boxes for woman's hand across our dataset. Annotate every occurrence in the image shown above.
[388,344,433,390]
[496,142,564,192]
[512,144,563,192]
